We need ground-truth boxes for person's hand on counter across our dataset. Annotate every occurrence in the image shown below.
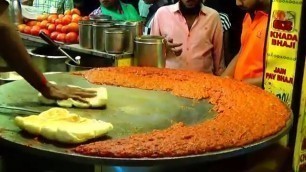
[166,38,183,57]
[40,82,97,103]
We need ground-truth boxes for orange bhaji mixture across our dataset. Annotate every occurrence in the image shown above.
[74,67,290,158]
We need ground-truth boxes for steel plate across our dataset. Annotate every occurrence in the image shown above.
[0,73,293,166]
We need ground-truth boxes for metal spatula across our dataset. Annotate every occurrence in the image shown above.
[39,31,81,65]
[0,105,42,114]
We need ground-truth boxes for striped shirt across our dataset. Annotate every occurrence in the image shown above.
[32,0,73,14]
[219,12,231,31]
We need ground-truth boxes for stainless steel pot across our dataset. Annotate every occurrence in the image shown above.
[79,20,94,49]
[93,21,114,52]
[134,36,166,68]
[104,28,126,54]
[115,21,143,53]
[28,46,68,72]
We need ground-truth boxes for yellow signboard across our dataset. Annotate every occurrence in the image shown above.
[264,0,303,105]
[293,59,306,171]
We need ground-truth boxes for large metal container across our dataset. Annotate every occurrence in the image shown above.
[134,36,166,68]
[115,21,143,53]
[28,46,68,72]
[93,21,114,52]
[78,20,94,49]
[104,28,126,54]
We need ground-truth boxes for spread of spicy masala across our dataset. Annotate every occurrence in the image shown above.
[74,67,290,158]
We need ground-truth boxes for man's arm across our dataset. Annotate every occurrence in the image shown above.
[221,49,240,77]
[0,1,47,91]
[0,1,96,101]
[243,76,263,87]
[212,14,224,76]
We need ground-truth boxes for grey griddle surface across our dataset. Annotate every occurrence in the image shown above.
[0,73,293,166]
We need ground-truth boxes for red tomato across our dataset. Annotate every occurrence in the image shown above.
[67,23,79,32]
[71,8,81,16]
[37,14,48,21]
[24,26,32,34]
[64,10,71,15]
[71,14,81,23]
[27,21,37,26]
[56,24,63,32]
[40,29,50,36]
[65,32,78,44]
[56,33,66,42]
[62,15,72,25]
[47,24,56,32]
[47,15,57,23]
[30,26,41,36]
[50,31,59,40]
[54,19,62,25]
[58,14,64,19]
[18,24,27,32]
[61,25,69,33]
[39,20,49,29]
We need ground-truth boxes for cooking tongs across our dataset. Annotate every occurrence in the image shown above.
[39,31,81,65]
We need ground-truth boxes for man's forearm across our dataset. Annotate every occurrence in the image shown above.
[0,23,47,91]
[221,54,238,77]
[243,76,263,87]
[0,7,47,92]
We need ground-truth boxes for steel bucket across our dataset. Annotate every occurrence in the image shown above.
[115,21,143,53]
[78,20,94,49]
[134,36,166,68]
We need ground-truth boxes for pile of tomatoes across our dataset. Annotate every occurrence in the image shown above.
[18,8,89,44]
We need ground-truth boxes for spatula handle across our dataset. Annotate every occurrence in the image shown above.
[39,31,58,48]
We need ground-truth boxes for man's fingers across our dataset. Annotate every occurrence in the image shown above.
[168,42,183,48]
[74,92,97,98]
[171,48,182,56]
[71,95,89,103]
[167,38,173,43]
[172,48,182,53]
[68,88,97,96]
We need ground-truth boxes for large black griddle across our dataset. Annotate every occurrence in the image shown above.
[0,73,293,167]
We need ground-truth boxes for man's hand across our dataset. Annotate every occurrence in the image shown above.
[166,38,183,56]
[40,83,97,103]
[243,76,263,87]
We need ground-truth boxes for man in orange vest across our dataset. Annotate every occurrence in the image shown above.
[222,0,270,87]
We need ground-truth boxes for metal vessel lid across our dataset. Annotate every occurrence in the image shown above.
[78,20,94,25]
[89,15,112,20]
[114,20,127,26]
[135,35,165,44]
[135,35,165,40]
[92,21,114,27]
[104,28,126,34]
